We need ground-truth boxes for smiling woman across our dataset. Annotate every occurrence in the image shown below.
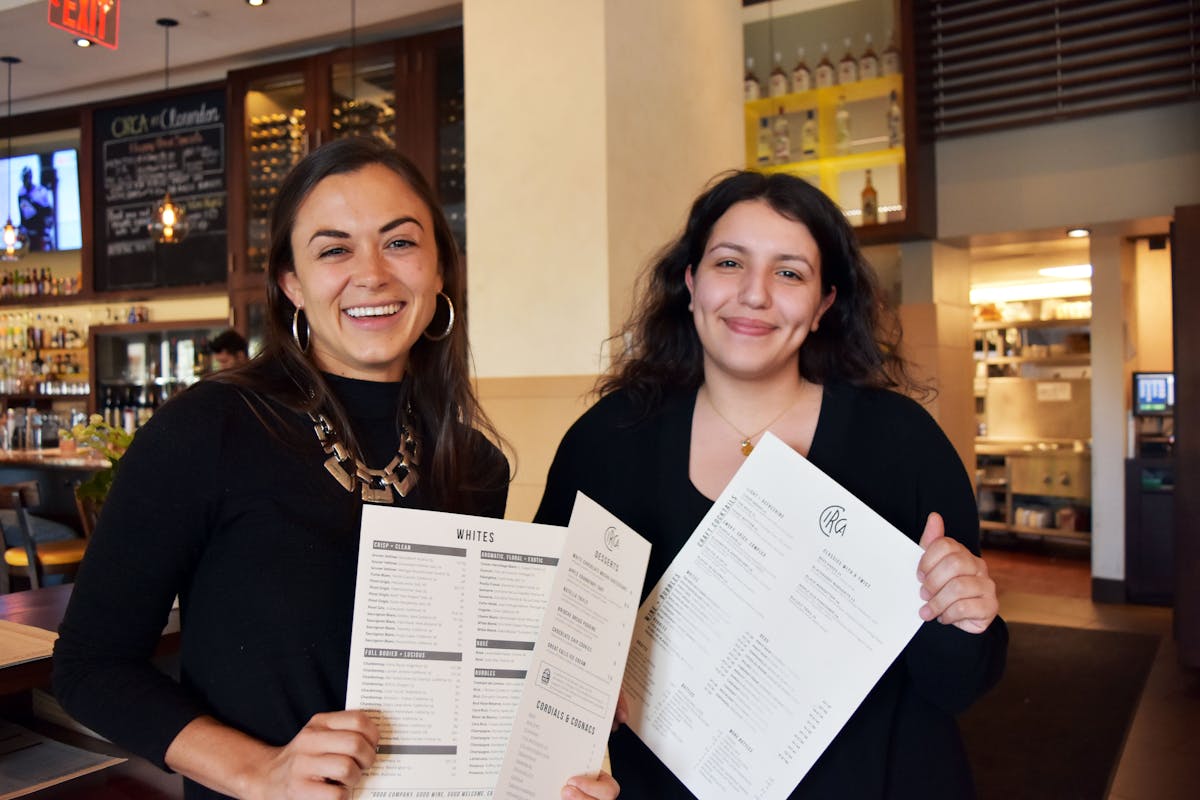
[535,170,1007,799]
[52,138,619,800]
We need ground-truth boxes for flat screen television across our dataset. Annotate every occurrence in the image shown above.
[1133,371,1174,417]
[0,147,82,253]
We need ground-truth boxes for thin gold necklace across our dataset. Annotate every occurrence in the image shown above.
[702,387,802,457]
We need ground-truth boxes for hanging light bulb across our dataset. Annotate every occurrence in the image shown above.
[148,19,189,245]
[2,56,29,261]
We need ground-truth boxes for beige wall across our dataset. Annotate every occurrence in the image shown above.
[1134,239,1173,372]
[464,0,743,379]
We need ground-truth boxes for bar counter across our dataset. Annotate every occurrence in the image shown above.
[0,447,110,472]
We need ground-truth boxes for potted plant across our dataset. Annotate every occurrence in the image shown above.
[59,415,132,536]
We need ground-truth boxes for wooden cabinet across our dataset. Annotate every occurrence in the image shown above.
[225,27,465,308]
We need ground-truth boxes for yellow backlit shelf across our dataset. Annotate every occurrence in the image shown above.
[759,147,905,177]
[745,74,904,117]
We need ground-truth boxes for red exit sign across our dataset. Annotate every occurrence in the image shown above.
[48,0,120,50]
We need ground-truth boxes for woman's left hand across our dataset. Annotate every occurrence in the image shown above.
[917,512,998,634]
[562,771,620,800]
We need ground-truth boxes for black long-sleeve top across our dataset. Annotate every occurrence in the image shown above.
[535,383,1007,800]
[52,373,507,800]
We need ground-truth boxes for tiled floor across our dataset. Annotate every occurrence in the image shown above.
[982,541,1200,800]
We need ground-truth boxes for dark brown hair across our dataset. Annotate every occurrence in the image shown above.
[214,137,507,513]
[600,170,926,409]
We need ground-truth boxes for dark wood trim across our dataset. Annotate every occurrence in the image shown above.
[1091,577,1127,604]
[1171,204,1200,668]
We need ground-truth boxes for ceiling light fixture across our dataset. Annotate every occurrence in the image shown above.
[74,38,93,48]
[970,279,1092,305]
[147,18,188,245]
[246,0,268,6]
[1066,227,1090,238]
[2,56,28,262]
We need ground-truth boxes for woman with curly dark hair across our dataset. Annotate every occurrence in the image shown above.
[536,170,1006,799]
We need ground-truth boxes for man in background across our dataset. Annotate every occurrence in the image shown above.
[208,329,249,371]
[17,166,55,251]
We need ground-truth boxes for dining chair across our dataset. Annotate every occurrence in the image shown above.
[0,481,88,593]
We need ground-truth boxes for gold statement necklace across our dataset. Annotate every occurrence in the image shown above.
[703,387,803,457]
[309,411,420,504]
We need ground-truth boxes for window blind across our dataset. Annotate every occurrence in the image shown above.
[916,0,1199,138]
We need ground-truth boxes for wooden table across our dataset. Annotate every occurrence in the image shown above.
[0,585,183,798]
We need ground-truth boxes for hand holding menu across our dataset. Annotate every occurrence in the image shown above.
[623,433,926,800]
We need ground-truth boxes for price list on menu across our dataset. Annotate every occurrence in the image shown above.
[91,88,228,290]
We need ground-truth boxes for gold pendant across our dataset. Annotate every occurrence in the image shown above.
[740,439,754,457]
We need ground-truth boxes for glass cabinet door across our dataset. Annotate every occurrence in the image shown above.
[329,46,397,147]
[435,48,465,250]
[242,68,311,276]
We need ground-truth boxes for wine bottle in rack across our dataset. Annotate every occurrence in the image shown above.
[835,95,852,155]
[768,52,790,97]
[772,109,792,165]
[815,43,836,88]
[859,34,879,80]
[744,57,762,101]
[791,47,812,93]
[800,110,819,159]
[881,30,902,76]
[837,38,859,85]
[861,170,879,225]
[887,90,903,148]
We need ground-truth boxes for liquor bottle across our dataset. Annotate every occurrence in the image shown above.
[756,117,773,166]
[861,170,879,225]
[767,52,790,97]
[859,33,880,80]
[887,90,904,148]
[791,47,812,93]
[881,30,902,76]
[744,57,762,102]
[772,109,792,165]
[837,38,859,85]
[800,109,819,159]
[815,43,836,89]
[835,94,852,155]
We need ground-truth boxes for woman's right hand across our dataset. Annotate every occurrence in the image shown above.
[166,711,380,800]
[253,710,380,799]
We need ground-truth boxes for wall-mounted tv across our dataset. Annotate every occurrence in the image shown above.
[0,148,83,253]
[1133,371,1174,417]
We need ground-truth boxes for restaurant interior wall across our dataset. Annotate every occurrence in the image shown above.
[463,0,744,521]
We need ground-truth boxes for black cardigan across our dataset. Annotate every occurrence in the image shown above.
[535,383,1006,800]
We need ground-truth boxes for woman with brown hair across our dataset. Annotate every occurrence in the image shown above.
[54,138,618,800]
[536,170,1005,799]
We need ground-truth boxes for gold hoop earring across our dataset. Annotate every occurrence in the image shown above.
[423,292,455,342]
[292,307,309,352]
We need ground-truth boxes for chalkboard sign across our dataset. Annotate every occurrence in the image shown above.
[92,88,227,290]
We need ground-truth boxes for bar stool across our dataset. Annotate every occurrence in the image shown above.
[0,482,88,592]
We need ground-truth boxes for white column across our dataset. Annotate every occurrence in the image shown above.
[464,0,744,378]
[1089,234,1135,585]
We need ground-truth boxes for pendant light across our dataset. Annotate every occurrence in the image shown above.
[2,56,29,261]
[147,19,189,245]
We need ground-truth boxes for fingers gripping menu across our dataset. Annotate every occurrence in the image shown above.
[348,508,566,797]
[622,433,926,800]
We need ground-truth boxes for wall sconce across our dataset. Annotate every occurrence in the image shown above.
[147,18,189,245]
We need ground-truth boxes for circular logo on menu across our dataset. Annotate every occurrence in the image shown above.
[604,526,620,551]
[819,505,848,537]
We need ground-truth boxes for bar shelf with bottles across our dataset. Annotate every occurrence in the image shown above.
[89,320,227,432]
[745,72,905,228]
[0,311,90,400]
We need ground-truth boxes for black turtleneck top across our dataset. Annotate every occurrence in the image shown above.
[53,373,507,800]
